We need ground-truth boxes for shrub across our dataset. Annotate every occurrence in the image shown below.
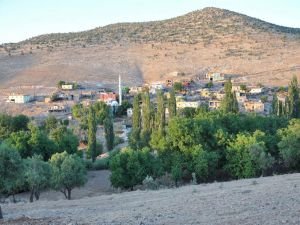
[110,147,162,190]
[142,175,159,190]
[93,158,109,170]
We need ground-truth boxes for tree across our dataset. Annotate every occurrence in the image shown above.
[87,105,97,162]
[225,131,273,178]
[141,90,151,133]
[220,79,239,113]
[171,153,183,187]
[57,80,66,88]
[168,88,177,119]
[93,101,109,125]
[104,114,114,151]
[173,82,183,92]
[50,152,87,200]
[24,155,51,202]
[6,130,31,158]
[132,94,141,130]
[116,100,132,117]
[288,75,300,118]
[28,123,57,160]
[271,94,279,115]
[0,144,24,202]
[72,103,88,130]
[11,115,30,132]
[155,90,166,133]
[150,90,167,151]
[110,147,161,190]
[44,115,58,132]
[50,126,79,154]
[205,81,213,88]
[141,90,151,146]
[278,119,300,170]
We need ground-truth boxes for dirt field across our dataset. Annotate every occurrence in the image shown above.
[1,173,300,225]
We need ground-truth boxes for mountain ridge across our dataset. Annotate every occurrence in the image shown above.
[0,7,299,88]
[7,7,299,46]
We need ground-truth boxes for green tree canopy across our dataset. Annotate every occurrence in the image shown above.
[0,144,24,201]
[24,155,52,202]
[50,152,87,199]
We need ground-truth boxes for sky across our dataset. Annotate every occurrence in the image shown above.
[0,0,299,44]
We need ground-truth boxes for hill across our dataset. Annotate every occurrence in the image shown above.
[2,173,300,224]
[0,7,300,88]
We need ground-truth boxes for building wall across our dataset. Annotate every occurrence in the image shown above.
[177,101,201,109]
[8,95,32,103]
[61,84,73,90]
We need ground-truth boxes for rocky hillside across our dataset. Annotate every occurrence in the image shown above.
[0,7,300,88]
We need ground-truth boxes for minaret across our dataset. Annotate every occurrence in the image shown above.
[119,74,122,106]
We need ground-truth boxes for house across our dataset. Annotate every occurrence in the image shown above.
[129,86,143,95]
[209,100,221,110]
[206,72,225,82]
[177,101,201,109]
[149,83,164,94]
[80,91,95,99]
[48,105,69,113]
[8,94,33,103]
[61,84,74,90]
[99,92,117,102]
[244,100,264,113]
[249,87,264,95]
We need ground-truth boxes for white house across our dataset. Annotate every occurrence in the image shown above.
[61,84,74,90]
[177,101,201,109]
[8,94,32,103]
[249,87,264,94]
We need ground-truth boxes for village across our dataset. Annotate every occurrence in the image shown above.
[2,71,279,121]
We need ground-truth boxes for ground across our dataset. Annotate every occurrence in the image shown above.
[1,173,300,225]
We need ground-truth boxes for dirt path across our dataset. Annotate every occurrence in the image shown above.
[1,173,300,225]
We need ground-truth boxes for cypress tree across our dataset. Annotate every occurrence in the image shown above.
[155,90,166,134]
[87,105,97,162]
[168,88,177,119]
[271,94,278,115]
[129,94,141,150]
[141,90,151,133]
[140,89,151,147]
[104,110,114,151]
[220,79,239,113]
[132,94,141,130]
[288,75,300,118]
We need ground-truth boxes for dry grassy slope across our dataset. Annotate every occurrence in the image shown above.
[1,7,300,88]
[2,173,300,225]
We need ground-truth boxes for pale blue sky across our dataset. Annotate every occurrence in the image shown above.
[0,0,299,44]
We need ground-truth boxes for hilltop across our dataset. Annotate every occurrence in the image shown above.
[2,173,300,224]
[0,7,300,88]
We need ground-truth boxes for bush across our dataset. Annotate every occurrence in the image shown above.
[110,147,162,190]
[92,158,109,170]
[156,173,175,188]
[142,175,159,190]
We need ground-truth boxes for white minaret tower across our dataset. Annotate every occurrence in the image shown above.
[119,74,122,106]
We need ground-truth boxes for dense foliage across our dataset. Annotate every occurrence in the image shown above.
[110,77,300,189]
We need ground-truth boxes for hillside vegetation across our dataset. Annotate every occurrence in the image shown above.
[0,7,300,87]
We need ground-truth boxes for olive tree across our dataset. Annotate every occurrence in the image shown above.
[24,155,52,202]
[50,152,87,200]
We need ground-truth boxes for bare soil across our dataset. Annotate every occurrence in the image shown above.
[1,173,300,225]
